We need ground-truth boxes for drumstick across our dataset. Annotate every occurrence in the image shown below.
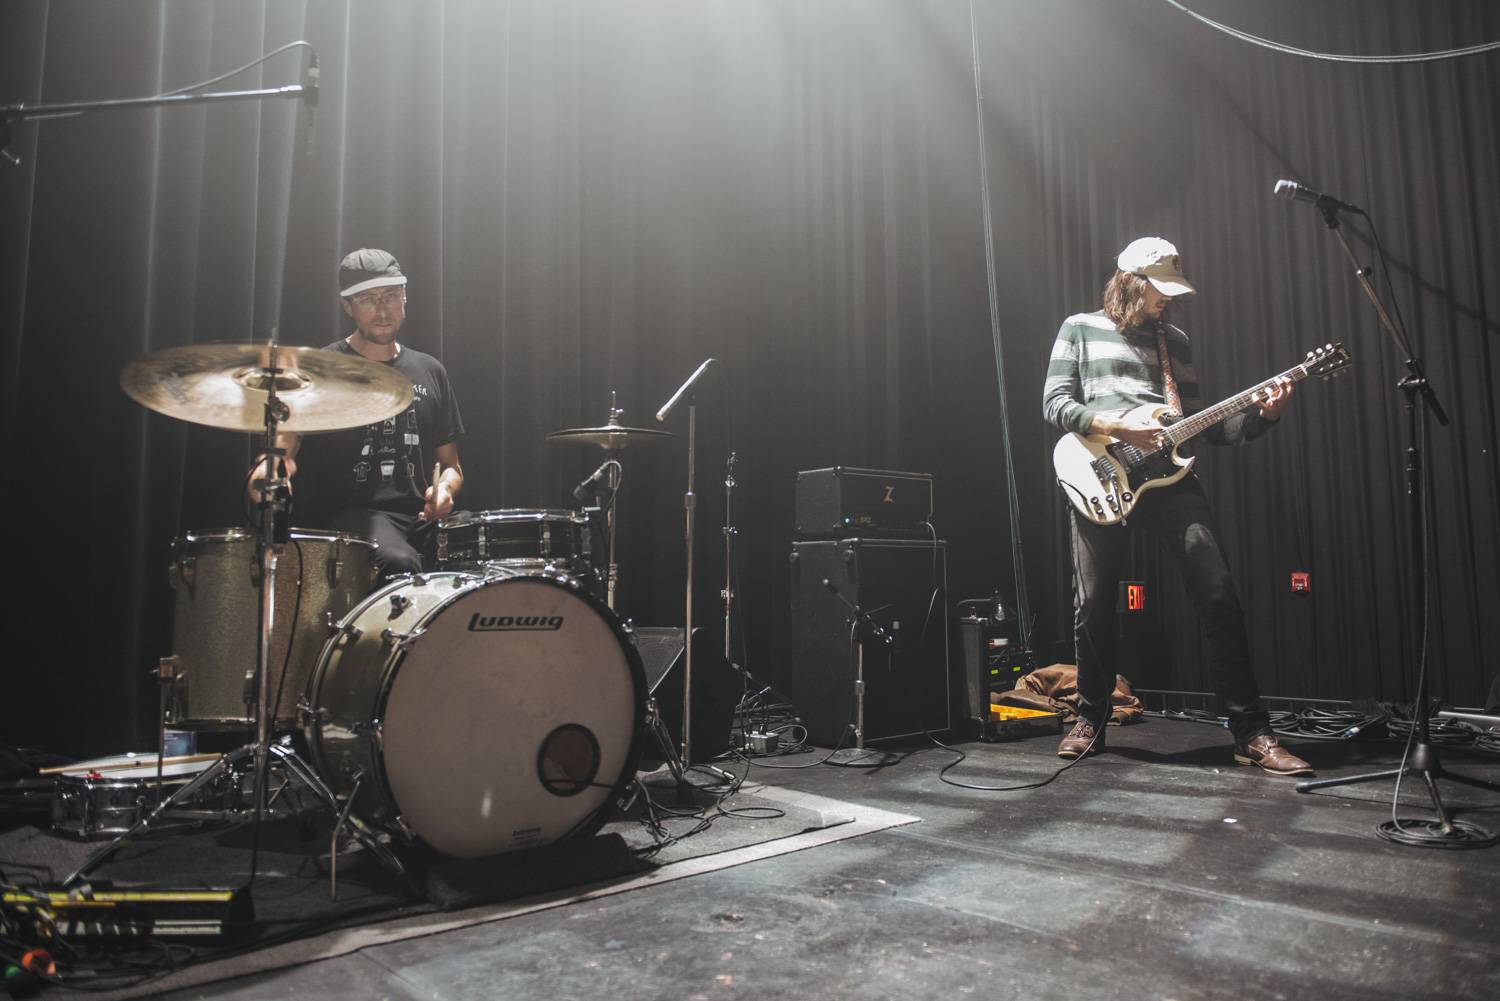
[40,752,222,776]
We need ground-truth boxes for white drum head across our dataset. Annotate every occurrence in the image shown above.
[380,576,640,858]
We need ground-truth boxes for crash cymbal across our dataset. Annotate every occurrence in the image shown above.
[120,342,414,433]
[544,420,674,450]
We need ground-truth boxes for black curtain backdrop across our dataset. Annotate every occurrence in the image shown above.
[3,0,1496,756]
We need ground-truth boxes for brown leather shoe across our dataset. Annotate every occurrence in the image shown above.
[1058,717,1105,759]
[1234,734,1314,776]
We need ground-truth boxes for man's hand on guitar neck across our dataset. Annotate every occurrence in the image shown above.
[1092,412,1168,451]
[1256,376,1294,422]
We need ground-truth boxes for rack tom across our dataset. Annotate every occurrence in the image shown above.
[165,528,378,730]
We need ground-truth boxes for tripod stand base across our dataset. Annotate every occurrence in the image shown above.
[1296,741,1500,849]
[64,739,410,894]
[824,747,900,768]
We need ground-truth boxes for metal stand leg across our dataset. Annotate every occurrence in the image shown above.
[69,341,413,894]
[64,738,410,895]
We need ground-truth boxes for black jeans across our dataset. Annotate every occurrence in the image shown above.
[328,507,441,580]
[1070,476,1270,745]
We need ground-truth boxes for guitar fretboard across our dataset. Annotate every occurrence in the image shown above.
[1163,362,1312,447]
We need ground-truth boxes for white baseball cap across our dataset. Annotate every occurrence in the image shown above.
[1117,237,1195,297]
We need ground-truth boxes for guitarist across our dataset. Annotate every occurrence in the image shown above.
[1041,237,1313,776]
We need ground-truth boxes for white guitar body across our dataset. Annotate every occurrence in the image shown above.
[1052,343,1353,528]
[1053,405,1194,526]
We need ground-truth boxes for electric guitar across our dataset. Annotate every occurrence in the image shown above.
[1053,342,1352,525]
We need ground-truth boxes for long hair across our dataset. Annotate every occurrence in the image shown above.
[1101,270,1157,331]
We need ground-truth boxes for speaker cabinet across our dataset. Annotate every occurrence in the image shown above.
[633,626,737,764]
[789,539,950,746]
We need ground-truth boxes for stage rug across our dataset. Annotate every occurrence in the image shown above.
[0,779,919,999]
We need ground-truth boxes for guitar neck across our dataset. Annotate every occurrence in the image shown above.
[1164,362,1310,446]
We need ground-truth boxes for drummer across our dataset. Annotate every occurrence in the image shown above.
[252,249,465,578]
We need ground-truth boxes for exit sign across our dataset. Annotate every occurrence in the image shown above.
[1118,580,1146,613]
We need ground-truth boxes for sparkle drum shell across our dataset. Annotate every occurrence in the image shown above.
[166,528,379,730]
[301,571,645,859]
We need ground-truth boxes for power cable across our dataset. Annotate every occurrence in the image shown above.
[966,0,1032,649]
[1160,0,1500,64]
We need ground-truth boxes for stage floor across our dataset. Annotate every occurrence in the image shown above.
[49,718,1500,1000]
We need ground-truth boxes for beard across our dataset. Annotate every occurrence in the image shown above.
[355,322,400,345]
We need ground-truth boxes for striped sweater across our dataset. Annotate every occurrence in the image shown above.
[1042,310,1270,448]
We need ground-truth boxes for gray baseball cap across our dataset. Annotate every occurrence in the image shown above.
[339,248,408,297]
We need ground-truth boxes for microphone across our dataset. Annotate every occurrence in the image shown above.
[302,51,320,157]
[1273,179,1360,215]
[572,461,612,502]
[656,358,716,422]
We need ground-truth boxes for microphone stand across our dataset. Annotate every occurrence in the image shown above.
[1,82,314,168]
[820,578,897,766]
[1292,201,1499,845]
[657,360,732,782]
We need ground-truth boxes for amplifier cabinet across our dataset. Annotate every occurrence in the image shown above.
[789,538,950,746]
[794,466,934,538]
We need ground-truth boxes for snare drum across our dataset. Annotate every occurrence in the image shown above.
[52,757,212,839]
[167,528,379,730]
[436,509,592,573]
[302,570,645,859]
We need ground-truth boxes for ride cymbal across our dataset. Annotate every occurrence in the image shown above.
[120,342,413,433]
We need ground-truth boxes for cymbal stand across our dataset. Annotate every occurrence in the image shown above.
[66,343,409,895]
[721,453,743,694]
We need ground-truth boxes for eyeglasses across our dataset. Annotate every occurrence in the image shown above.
[348,288,406,310]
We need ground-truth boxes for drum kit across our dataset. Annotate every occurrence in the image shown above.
[62,340,699,895]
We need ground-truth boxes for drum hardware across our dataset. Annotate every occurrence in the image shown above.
[546,391,673,611]
[154,657,183,804]
[69,339,414,898]
[629,695,695,808]
[720,452,749,700]
[655,359,735,785]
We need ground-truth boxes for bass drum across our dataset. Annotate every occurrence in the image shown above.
[302,570,645,859]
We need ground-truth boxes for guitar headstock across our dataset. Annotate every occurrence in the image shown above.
[1303,342,1353,381]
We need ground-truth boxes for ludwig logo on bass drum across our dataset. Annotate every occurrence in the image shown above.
[467,613,564,632]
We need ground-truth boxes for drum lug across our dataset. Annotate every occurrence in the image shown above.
[327,557,343,588]
[169,553,195,590]
[326,616,362,644]
[381,627,421,649]
[298,699,331,728]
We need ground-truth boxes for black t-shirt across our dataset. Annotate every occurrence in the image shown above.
[294,338,465,524]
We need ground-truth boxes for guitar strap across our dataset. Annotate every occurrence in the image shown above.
[1154,326,1183,417]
